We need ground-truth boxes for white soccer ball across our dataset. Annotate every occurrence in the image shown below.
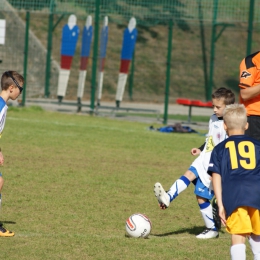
[125,213,152,238]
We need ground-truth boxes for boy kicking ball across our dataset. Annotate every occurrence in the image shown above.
[154,87,235,239]
[209,104,260,259]
[0,71,24,237]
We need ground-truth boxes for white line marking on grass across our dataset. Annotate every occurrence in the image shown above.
[7,117,142,133]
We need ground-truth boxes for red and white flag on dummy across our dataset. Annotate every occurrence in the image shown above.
[97,16,109,105]
[57,14,79,101]
[77,16,93,100]
[115,17,137,107]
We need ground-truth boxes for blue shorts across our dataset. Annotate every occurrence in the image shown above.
[189,166,214,200]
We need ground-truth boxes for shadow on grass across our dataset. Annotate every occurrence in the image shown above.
[1,221,16,225]
[152,226,225,237]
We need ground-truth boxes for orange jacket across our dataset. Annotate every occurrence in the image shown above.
[239,51,260,115]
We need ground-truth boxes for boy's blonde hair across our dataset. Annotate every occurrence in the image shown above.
[223,104,247,130]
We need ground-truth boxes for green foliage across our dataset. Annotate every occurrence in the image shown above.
[72,0,191,27]
[2,0,258,101]
[0,108,253,259]
[8,105,44,112]
[6,0,259,25]
[7,0,53,10]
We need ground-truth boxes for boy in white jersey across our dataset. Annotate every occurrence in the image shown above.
[0,71,24,237]
[154,87,235,239]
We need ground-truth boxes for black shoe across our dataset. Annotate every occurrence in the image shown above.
[212,198,221,230]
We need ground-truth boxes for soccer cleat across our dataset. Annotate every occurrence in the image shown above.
[0,225,14,237]
[212,197,221,230]
[196,228,219,239]
[154,182,170,208]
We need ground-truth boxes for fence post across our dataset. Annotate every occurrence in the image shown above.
[44,0,55,98]
[163,19,173,125]
[246,0,255,56]
[21,11,30,106]
[45,14,53,98]
[90,0,100,113]
[128,50,135,100]
[198,0,208,98]
[207,0,218,101]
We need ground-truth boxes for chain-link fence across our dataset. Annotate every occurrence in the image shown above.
[0,0,259,105]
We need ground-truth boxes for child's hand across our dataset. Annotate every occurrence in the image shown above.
[218,205,226,226]
[191,148,201,156]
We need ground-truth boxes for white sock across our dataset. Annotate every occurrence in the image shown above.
[199,201,216,230]
[249,235,260,260]
[167,176,190,202]
[230,244,246,260]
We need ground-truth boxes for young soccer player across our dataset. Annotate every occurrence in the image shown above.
[0,71,24,237]
[153,87,235,239]
[208,104,260,260]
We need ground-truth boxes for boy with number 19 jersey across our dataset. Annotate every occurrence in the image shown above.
[208,104,260,260]
[209,135,260,220]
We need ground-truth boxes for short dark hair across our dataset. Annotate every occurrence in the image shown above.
[212,87,235,105]
[1,71,24,91]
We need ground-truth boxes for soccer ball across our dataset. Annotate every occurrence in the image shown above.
[125,213,152,238]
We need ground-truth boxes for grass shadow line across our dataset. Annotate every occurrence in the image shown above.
[0,221,16,225]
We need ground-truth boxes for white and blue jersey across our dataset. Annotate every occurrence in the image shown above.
[0,97,7,138]
[191,114,227,189]
[208,135,260,218]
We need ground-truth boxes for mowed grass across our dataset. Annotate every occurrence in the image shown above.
[0,107,253,259]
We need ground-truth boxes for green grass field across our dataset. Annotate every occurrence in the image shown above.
[0,107,253,259]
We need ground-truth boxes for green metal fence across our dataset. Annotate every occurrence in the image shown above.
[0,0,259,121]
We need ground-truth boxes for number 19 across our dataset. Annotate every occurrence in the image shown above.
[226,141,256,170]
